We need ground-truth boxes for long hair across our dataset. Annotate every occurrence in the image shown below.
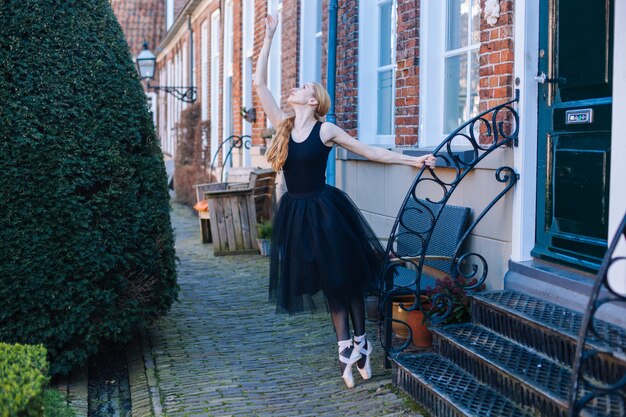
[266,83,331,172]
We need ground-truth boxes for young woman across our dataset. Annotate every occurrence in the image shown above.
[253,14,436,389]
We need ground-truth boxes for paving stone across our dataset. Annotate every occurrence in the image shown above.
[141,202,424,416]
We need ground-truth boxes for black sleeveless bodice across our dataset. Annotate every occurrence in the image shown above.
[282,121,332,194]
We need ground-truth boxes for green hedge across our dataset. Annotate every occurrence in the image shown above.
[0,0,178,375]
[0,343,48,417]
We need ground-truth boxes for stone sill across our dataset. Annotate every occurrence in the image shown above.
[335,145,513,170]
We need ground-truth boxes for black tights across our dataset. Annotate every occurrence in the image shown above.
[326,290,366,341]
[326,290,369,369]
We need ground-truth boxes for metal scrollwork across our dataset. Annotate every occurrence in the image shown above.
[568,214,626,416]
[380,90,520,360]
[209,135,252,182]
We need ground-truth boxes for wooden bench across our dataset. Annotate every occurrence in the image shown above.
[193,167,257,243]
[201,169,277,255]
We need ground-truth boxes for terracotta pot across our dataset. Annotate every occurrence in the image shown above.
[364,295,379,322]
[392,295,432,348]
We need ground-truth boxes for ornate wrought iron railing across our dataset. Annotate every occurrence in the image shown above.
[568,213,626,416]
[209,134,252,182]
[379,90,520,360]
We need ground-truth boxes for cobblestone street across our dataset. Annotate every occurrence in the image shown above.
[142,202,424,417]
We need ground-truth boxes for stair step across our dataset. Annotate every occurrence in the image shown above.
[472,290,626,383]
[393,353,535,417]
[432,323,626,417]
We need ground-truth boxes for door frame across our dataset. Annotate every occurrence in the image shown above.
[511,0,540,262]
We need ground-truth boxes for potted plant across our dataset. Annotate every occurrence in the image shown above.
[364,293,380,322]
[391,294,432,348]
[260,127,276,147]
[422,275,485,325]
[240,106,256,123]
[256,220,272,256]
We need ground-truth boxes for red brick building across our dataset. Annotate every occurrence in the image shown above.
[113,0,623,294]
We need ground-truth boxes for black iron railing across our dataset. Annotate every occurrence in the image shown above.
[209,134,252,182]
[380,90,520,359]
[568,213,626,416]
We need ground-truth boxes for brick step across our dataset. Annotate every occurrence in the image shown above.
[393,353,535,417]
[432,323,624,417]
[471,290,626,384]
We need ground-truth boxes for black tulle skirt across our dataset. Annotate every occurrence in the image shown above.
[269,185,385,314]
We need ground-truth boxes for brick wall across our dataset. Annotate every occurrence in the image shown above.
[334,0,359,137]
[111,0,165,57]
[251,0,269,146]
[478,0,515,112]
[395,0,419,146]
[281,0,300,111]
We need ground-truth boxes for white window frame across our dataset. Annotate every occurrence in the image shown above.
[223,0,234,168]
[210,11,221,166]
[267,0,283,126]
[241,0,254,165]
[299,0,322,84]
[358,0,397,145]
[201,21,209,122]
[182,41,188,110]
[419,0,481,146]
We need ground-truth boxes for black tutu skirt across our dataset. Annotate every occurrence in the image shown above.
[269,185,385,314]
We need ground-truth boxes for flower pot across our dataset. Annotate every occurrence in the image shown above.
[392,295,432,348]
[256,238,271,256]
[364,295,380,322]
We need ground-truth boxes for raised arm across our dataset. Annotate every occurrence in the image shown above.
[321,123,437,169]
[253,14,286,128]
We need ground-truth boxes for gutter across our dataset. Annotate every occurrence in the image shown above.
[326,0,338,186]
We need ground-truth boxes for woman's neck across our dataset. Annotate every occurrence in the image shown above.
[292,106,317,131]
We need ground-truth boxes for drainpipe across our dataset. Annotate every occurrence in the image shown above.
[325,0,338,186]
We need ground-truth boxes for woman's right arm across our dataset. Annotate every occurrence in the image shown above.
[253,14,286,127]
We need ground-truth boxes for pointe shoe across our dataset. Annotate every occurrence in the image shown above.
[338,339,362,388]
[354,334,373,380]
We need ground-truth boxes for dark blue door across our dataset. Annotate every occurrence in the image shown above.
[533,0,614,271]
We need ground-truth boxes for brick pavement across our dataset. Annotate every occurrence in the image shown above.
[143,202,425,417]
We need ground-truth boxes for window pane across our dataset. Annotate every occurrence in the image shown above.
[315,36,322,83]
[379,1,392,67]
[469,51,479,118]
[315,0,322,33]
[446,0,469,50]
[443,54,467,133]
[377,70,393,135]
[470,0,480,44]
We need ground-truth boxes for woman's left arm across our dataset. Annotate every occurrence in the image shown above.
[323,123,436,169]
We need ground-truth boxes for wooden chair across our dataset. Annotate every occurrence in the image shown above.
[193,167,256,243]
[204,169,276,256]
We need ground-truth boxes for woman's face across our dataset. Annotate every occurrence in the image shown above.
[287,83,317,106]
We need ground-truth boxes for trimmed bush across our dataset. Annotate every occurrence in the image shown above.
[0,0,178,375]
[0,343,48,417]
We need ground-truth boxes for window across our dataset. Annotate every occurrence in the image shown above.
[358,0,397,145]
[201,21,209,122]
[201,21,209,157]
[267,0,283,125]
[210,11,220,165]
[223,0,234,168]
[166,0,174,30]
[300,0,322,84]
[420,0,480,144]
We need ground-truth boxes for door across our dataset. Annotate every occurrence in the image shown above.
[533,0,614,271]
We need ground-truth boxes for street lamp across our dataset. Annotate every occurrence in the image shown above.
[136,42,197,103]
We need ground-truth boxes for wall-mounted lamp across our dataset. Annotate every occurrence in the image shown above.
[136,42,197,103]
